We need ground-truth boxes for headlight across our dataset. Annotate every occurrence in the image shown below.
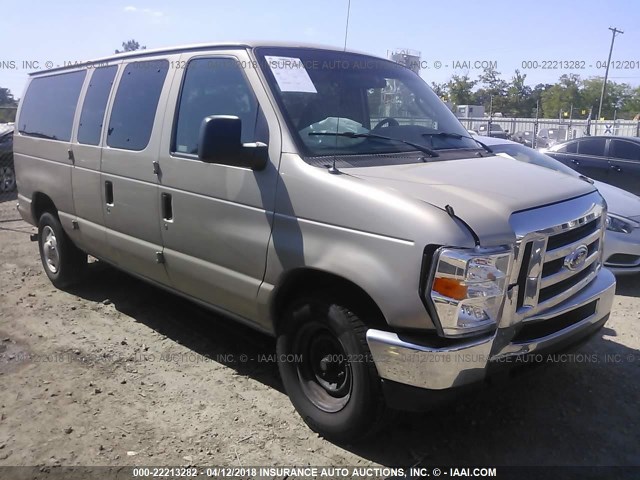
[428,247,513,337]
[605,214,639,234]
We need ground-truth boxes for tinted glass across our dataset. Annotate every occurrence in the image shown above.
[556,141,577,153]
[174,58,258,154]
[491,143,578,176]
[18,71,86,141]
[610,140,640,160]
[578,138,606,156]
[256,48,477,158]
[107,60,169,151]
[77,66,117,145]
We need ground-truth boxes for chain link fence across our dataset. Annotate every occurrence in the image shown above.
[1,113,19,224]
[457,116,640,144]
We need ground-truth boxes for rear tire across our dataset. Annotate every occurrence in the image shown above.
[276,293,385,442]
[37,212,87,289]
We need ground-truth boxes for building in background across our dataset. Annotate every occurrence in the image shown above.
[455,105,485,118]
[388,48,422,74]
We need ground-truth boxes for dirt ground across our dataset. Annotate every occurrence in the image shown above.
[0,193,639,469]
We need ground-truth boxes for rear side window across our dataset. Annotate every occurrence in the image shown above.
[77,66,118,145]
[578,138,606,157]
[18,70,86,141]
[173,58,258,155]
[107,60,169,151]
[610,140,640,161]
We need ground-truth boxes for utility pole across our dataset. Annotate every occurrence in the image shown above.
[597,27,624,128]
[568,104,573,140]
[488,95,493,136]
[533,99,540,149]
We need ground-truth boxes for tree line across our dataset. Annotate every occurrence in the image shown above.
[432,68,640,120]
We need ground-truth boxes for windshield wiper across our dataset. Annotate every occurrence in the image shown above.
[308,131,439,158]
[422,132,494,154]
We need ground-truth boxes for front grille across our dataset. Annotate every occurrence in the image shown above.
[538,266,593,303]
[546,218,599,250]
[512,300,598,343]
[510,193,606,320]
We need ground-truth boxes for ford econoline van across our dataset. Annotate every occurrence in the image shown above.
[14,43,615,441]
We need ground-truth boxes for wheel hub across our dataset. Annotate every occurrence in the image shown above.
[0,167,15,193]
[42,226,60,274]
[294,323,352,413]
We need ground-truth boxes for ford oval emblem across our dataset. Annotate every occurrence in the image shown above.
[564,245,589,271]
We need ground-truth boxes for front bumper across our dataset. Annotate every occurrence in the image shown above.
[366,268,616,394]
[603,228,640,275]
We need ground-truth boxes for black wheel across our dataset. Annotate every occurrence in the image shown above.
[0,165,15,192]
[37,212,87,289]
[276,293,385,442]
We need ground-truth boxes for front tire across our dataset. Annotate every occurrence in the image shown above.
[38,212,87,289]
[276,294,385,442]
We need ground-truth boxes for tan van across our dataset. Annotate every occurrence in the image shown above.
[14,43,615,440]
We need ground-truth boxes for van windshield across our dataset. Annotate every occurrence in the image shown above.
[256,48,477,158]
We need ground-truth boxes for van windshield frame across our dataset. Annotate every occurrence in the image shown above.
[254,47,478,161]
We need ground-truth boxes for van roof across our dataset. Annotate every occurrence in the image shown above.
[29,41,381,76]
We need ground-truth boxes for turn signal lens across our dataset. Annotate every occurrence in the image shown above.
[428,246,513,337]
[432,277,468,300]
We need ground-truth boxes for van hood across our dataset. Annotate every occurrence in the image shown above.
[344,155,596,246]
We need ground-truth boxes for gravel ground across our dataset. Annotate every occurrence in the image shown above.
[0,194,639,470]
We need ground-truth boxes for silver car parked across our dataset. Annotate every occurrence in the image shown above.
[14,43,615,441]
[482,136,640,275]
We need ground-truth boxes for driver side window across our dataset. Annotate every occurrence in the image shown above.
[173,57,258,155]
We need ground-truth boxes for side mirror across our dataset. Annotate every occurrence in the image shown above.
[197,115,268,170]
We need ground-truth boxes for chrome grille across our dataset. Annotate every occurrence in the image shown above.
[508,192,606,321]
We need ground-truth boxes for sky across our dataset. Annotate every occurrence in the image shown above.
[1,0,640,99]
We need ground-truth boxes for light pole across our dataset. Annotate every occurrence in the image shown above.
[533,86,545,149]
[533,99,540,149]
[597,27,624,131]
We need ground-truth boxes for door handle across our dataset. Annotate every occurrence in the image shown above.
[105,181,114,206]
[161,192,173,221]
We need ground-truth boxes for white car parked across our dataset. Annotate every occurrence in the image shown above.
[480,136,640,275]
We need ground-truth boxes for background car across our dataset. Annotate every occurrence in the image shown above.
[511,130,534,147]
[0,127,15,193]
[536,128,568,149]
[477,123,510,139]
[480,136,640,275]
[544,135,640,196]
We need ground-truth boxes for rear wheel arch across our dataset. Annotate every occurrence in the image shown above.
[32,192,58,221]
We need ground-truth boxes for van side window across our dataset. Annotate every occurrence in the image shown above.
[107,60,169,151]
[173,58,258,155]
[18,70,86,141]
[77,66,118,145]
